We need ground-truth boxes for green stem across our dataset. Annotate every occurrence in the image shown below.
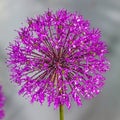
[59,104,64,120]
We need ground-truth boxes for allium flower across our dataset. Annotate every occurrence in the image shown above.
[7,9,110,109]
[0,85,5,119]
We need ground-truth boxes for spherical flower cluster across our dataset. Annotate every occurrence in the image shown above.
[7,9,110,109]
[0,85,5,119]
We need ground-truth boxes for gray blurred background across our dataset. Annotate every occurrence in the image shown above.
[0,0,120,120]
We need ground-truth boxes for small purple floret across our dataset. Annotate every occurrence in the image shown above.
[0,85,5,119]
[7,9,110,109]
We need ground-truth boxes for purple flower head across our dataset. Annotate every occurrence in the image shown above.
[7,9,110,109]
[0,85,5,119]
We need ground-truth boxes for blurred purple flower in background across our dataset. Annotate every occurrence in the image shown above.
[0,85,5,120]
[7,9,110,110]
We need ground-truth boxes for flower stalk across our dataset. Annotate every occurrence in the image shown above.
[59,104,64,120]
